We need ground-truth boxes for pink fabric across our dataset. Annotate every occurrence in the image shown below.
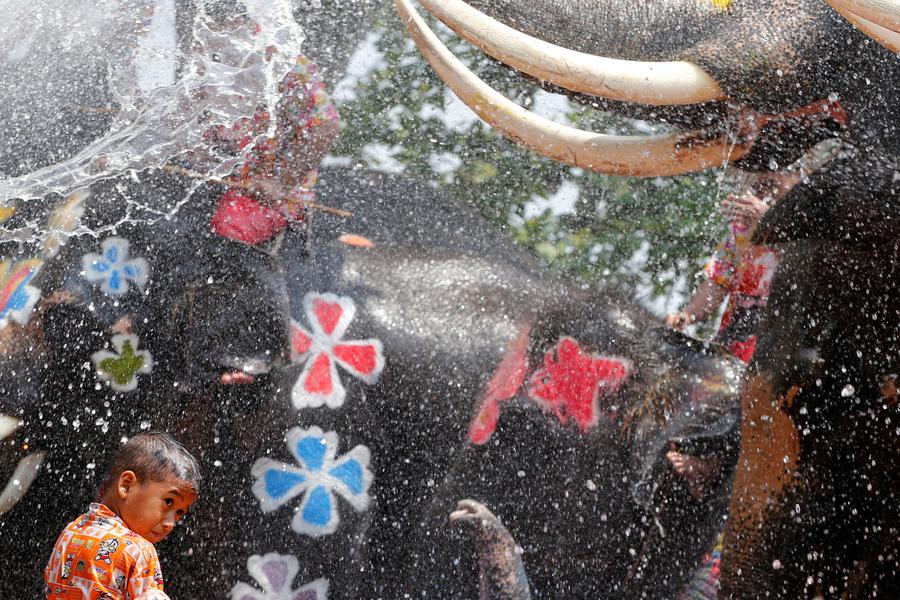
[210,190,288,245]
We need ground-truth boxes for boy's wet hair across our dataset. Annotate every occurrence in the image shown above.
[100,432,201,496]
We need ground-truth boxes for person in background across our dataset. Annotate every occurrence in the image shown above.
[44,433,201,600]
[665,170,800,363]
[198,1,341,245]
[663,170,801,500]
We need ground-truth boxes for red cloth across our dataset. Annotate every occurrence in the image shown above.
[728,337,758,364]
[210,190,288,245]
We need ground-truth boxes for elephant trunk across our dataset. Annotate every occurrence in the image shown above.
[450,500,532,600]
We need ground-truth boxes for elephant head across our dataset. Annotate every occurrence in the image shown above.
[399,1,900,597]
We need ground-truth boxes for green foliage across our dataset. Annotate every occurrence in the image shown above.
[330,8,736,312]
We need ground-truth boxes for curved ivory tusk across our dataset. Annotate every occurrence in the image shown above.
[1,414,44,517]
[0,451,46,516]
[826,0,900,51]
[417,0,724,106]
[826,0,900,32]
[0,452,47,515]
[395,0,751,177]
[0,415,19,441]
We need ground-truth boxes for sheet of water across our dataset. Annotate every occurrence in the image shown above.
[0,0,305,211]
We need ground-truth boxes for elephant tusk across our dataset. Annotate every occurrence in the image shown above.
[825,0,900,52]
[0,452,46,516]
[0,414,19,441]
[395,0,751,177]
[826,0,900,32]
[416,0,724,106]
[1,414,45,517]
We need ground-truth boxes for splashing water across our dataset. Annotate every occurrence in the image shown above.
[0,0,305,207]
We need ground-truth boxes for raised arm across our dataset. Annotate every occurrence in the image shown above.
[666,277,728,330]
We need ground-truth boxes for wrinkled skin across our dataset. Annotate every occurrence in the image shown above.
[442,1,900,596]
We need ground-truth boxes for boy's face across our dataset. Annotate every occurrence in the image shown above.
[117,472,198,544]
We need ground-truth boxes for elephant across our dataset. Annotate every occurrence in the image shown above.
[5,1,896,598]
[397,0,900,597]
[0,162,744,598]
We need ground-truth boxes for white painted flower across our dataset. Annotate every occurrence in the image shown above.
[289,293,384,410]
[81,237,148,296]
[91,334,154,392]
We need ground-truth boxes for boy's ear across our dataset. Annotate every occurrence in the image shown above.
[118,470,138,499]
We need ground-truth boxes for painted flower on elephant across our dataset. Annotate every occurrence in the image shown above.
[251,426,373,537]
[0,258,42,328]
[526,337,632,431]
[81,237,148,297]
[91,334,154,393]
[230,553,329,600]
[289,292,384,409]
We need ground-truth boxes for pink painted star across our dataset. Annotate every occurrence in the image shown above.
[526,337,631,431]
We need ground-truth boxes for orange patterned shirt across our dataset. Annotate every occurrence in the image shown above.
[44,503,169,600]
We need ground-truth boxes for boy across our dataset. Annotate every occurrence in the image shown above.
[44,433,201,599]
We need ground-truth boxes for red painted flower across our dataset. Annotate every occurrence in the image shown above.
[290,293,385,409]
[526,337,631,431]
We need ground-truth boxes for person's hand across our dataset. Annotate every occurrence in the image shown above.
[720,192,771,227]
[665,311,693,330]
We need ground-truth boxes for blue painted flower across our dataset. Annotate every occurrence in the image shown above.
[251,426,372,538]
[81,237,148,296]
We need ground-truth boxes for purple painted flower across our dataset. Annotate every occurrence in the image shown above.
[229,553,328,600]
